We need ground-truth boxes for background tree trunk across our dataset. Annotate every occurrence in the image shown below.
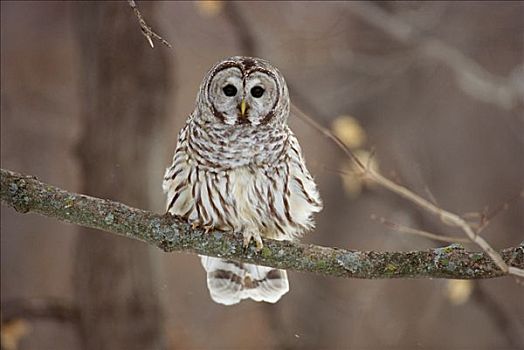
[73,2,171,349]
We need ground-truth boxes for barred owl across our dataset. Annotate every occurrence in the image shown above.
[163,56,322,305]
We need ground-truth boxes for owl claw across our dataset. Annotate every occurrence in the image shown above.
[243,231,264,252]
[204,225,214,234]
[191,221,201,230]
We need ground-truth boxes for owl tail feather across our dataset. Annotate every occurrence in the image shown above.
[200,256,289,306]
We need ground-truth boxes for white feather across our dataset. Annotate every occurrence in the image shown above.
[200,256,289,306]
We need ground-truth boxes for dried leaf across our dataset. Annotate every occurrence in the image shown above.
[331,115,366,149]
[195,1,223,17]
[445,280,474,305]
[1,319,31,350]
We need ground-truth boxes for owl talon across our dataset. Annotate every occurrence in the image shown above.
[191,221,201,230]
[254,237,264,251]
[243,232,264,252]
[204,225,214,234]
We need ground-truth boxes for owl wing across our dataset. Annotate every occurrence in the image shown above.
[200,256,289,306]
[283,132,323,234]
[163,123,193,216]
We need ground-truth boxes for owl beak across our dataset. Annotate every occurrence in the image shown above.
[239,99,248,118]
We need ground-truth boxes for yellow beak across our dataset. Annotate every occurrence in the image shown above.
[240,99,247,117]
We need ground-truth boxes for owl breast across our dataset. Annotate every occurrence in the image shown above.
[163,124,322,241]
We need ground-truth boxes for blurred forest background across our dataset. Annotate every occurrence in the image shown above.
[1,1,523,349]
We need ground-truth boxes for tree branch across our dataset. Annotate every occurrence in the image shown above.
[347,2,523,111]
[291,105,524,278]
[127,0,172,48]
[1,168,522,279]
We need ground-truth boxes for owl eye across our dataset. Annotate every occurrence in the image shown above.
[250,86,265,98]
[222,84,237,97]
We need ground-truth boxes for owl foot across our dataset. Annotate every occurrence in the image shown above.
[203,225,214,234]
[191,221,202,230]
[243,231,264,251]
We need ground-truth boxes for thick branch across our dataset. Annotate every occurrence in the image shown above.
[1,168,522,279]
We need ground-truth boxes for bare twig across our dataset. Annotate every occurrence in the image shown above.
[423,185,439,206]
[220,1,523,277]
[466,191,522,234]
[127,0,172,48]
[347,2,523,110]
[291,105,524,278]
[371,214,470,244]
[2,168,522,280]
[291,105,366,170]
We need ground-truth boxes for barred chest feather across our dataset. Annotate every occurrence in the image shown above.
[163,121,322,241]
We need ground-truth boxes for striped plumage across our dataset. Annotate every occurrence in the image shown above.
[163,56,322,305]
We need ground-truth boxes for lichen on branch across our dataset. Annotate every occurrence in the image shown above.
[1,168,522,279]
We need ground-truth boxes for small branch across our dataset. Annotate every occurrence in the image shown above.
[1,168,523,280]
[370,214,470,244]
[466,191,522,234]
[290,105,524,278]
[127,0,172,48]
[220,1,523,278]
[347,2,523,110]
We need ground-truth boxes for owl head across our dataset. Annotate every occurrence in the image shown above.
[196,56,289,127]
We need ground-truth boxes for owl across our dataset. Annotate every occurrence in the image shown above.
[163,56,322,305]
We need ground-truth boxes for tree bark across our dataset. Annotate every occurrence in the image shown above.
[72,2,170,349]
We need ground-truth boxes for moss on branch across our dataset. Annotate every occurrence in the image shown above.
[1,168,522,279]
